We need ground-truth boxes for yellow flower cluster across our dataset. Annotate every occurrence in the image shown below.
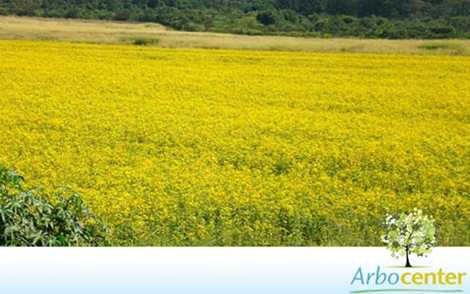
[1,40,469,245]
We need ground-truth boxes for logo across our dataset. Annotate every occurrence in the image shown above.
[382,208,436,268]
[349,209,467,293]
[351,267,466,292]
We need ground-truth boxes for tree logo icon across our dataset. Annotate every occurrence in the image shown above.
[382,209,437,268]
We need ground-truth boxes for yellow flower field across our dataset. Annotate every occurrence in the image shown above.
[0,40,469,245]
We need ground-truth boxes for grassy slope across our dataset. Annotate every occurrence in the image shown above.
[1,16,470,55]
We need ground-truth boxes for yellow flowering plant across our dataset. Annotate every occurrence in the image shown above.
[0,40,469,245]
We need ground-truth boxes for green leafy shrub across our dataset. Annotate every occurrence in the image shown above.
[120,36,160,46]
[0,168,110,246]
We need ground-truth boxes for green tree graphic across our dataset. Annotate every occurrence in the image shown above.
[382,209,437,268]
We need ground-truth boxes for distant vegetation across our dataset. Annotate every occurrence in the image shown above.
[0,0,469,39]
[2,17,469,55]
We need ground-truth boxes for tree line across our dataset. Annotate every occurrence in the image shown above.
[1,0,469,38]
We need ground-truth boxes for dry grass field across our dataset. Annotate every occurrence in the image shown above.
[1,16,470,54]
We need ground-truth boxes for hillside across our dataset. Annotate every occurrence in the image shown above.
[1,16,470,54]
[1,0,469,39]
